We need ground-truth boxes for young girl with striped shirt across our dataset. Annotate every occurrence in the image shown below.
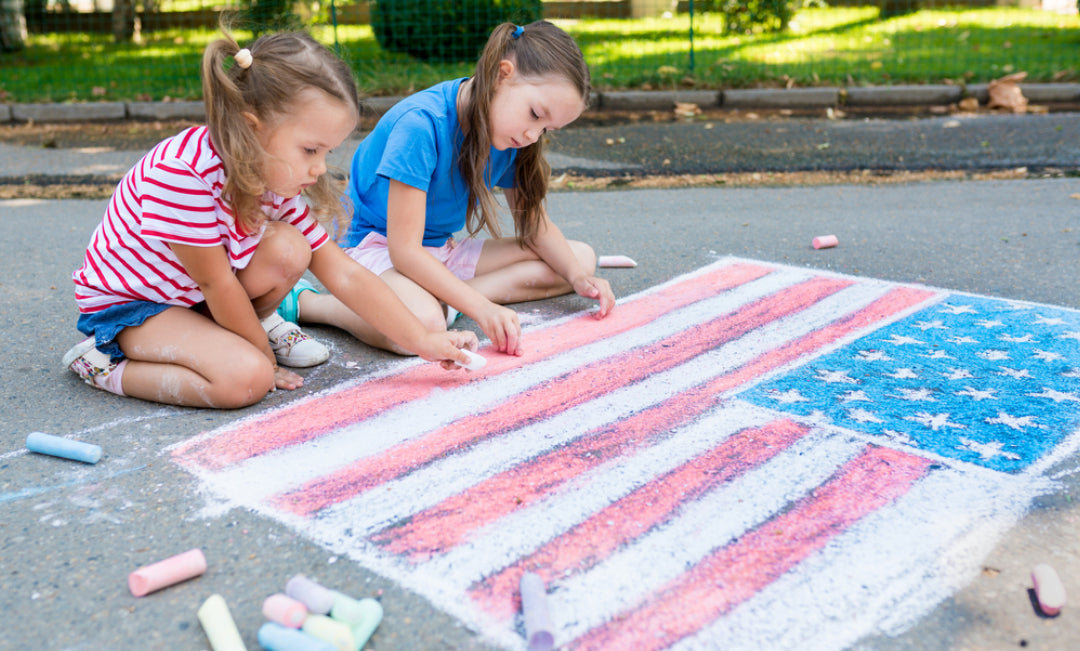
[63,30,477,408]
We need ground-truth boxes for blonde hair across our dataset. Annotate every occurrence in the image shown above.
[201,28,360,234]
[458,21,590,243]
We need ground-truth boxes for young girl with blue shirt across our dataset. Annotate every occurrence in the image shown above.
[280,21,615,357]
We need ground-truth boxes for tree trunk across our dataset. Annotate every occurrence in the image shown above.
[0,0,27,52]
[112,0,136,43]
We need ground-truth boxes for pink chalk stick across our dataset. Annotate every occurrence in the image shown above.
[128,548,207,597]
[263,592,309,628]
[598,255,637,268]
[812,235,839,249]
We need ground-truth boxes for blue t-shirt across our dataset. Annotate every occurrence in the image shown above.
[345,78,518,247]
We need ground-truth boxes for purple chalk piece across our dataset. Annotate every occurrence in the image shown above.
[520,572,554,651]
[285,574,336,615]
[26,431,102,464]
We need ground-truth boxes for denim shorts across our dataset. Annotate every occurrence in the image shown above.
[76,300,175,361]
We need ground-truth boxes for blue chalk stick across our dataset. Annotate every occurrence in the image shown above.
[258,622,336,651]
[26,432,102,464]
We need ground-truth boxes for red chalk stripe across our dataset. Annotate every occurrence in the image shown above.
[273,276,851,517]
[468,419,812,619]
[171,262,774,471]
[566,446,934,651]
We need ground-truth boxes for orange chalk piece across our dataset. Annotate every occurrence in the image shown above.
[1032,563,1066,616]
[812,235,839,249]
[128,548,207,597]
[263,592,309,629]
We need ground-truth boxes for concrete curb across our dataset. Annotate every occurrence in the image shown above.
[2,84,1079,123]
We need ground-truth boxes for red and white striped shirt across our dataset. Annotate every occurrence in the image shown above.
[73,126,329,314]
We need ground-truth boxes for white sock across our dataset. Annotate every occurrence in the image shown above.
[93,359,128,396]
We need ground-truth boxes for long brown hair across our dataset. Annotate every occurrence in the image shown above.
[458,21,590,243]
[201,28,360,234]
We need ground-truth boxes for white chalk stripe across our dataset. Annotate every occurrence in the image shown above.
[545,425,864,643]
[308,281,894,535]
[184,267,812,502]
[679,466,1052,651]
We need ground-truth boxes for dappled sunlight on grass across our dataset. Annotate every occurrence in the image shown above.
[1,7,1076,101]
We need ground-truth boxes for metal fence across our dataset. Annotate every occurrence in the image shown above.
[1,1,1077,104]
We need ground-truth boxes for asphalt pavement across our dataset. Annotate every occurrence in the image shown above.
[1,108,1079,651]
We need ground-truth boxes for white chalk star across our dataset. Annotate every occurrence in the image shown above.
[913,320,948,331]
[1026,388,1080,403]
[943,368,974,380]
[839,390,871,402]
[904,412,966,431]
[940,303,977,315]
[1033,349,1064,362]
[767,388,809,403]
[885,334,925,346]
[848,408,884,423]
[975,319,1005,328]
[948,335,979,345]
[985,411,1041,431]
[893,388,936,401]
[855,350,892,362]
[1000,334,1037,343]
[1060,331,1080,341]
[1064,369,1080,379]
[814,369,859,384]
[1034,315,1066,326]
[887,368,919,379]
[924,350,954,360]
[997,367,1033,380]
[977,350,1010,361]
[959,437,1021,461]
[955,386,997,401]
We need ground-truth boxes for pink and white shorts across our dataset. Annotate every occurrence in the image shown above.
[344,232,484,280]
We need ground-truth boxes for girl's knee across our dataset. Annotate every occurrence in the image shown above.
[570,240,597,271]
[208,352,275,408]
[259,222,313,278]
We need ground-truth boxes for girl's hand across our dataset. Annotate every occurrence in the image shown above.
[414,330,482,370]
[573,275,616,318]
[274,366,305,391]
[475,303,523,356]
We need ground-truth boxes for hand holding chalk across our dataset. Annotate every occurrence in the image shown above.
[455,348,487,371]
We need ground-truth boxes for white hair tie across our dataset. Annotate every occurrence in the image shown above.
[234,48,253,69]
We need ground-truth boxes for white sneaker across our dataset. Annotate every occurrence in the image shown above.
[261,312,329,368]
[62,336,119,387]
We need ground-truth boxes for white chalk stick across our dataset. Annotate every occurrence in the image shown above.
[598,255,637,268]
[1032,563,1066,615]
[128,548,207,597]
[197,594,247,651]
[454,348,487,371]
[520,572,554,651]
[812,234,839,249]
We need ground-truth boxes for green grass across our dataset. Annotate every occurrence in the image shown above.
[1,6,1077,103]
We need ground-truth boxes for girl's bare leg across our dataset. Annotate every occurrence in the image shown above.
[296,269,446,355]
[115,222,314,407]
[468,238,597,304]
[116,307,274,408]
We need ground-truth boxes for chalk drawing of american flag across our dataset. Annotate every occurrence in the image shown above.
[169,257,1080,650]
